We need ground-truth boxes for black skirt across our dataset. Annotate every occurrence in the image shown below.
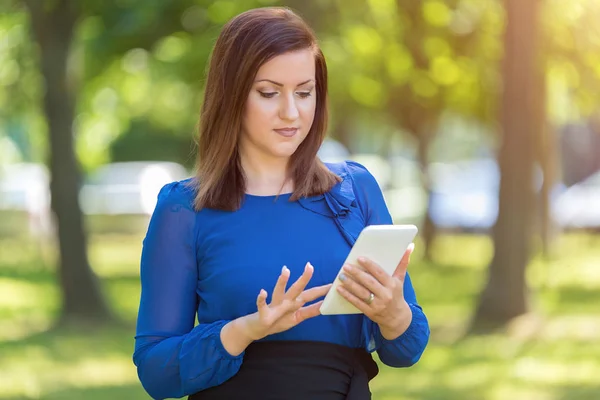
[189,340,379,400]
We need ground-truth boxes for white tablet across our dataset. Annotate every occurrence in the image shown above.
[319,224,418,315]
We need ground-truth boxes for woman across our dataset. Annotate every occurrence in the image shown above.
[133,6,429,400]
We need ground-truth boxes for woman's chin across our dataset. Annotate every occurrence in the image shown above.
[269,143,301,159]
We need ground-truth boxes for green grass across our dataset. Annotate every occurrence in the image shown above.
[1,233,600,399]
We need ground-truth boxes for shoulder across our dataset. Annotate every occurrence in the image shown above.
[322,160,388,224]
[144,178,198,248]
[324,160,379,188]
[154,178,198,213]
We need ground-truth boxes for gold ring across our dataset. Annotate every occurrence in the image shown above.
[365,292,375,305]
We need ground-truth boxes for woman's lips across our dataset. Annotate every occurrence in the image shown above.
[274,128,298,137]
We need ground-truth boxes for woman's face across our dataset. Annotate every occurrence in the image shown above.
[240,48,317,162]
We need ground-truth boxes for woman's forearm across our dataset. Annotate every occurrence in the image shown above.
[220,316,255,356]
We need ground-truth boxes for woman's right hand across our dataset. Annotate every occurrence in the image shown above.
[242,262,331,341]
[220,262,330,356]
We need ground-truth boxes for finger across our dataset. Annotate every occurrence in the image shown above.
[338,271,375,302]
[356,257,392,287]
[285,262,314,299]
[341,265,386,298]
[271,266,290,305]
[282,283,330,316]
[280,295,306,317]
[335,286,371,315]
[269,294,305,323]
[299,283,332,303]
[256,289,268,315]
[295,300,324,322]
[393,243,414,279]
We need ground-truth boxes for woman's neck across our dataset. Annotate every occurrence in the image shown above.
[239,152,293,196]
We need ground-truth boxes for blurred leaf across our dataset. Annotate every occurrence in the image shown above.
[422,0,452,28]
[206,0,239,24]
[411,71,439,99]
[345,24,383,56]
[349,74,386,108]
[385,43,413,85]
[430,56,461,86]
[153,33,191,63]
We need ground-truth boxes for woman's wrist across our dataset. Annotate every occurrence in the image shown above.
[378,301,413,340]
[220,315,257,356]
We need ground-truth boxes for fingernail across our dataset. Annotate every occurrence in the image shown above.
[306,262,313,270]
[358,256,366,263]
[339,273,347,282]
[343,264,353,272]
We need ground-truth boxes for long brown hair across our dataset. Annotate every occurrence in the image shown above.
[192,7,340,211]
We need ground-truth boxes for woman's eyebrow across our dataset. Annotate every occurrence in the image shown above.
[254,79,315,87]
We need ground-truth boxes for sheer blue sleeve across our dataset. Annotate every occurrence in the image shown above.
[346,161,430,367]
[133,181,243,399]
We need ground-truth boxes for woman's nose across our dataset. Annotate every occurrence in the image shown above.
[279,94,300,121]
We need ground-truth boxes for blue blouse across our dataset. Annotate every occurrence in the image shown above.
[133,161,430,400]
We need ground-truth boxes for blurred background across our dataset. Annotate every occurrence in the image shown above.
[1,0,599,399]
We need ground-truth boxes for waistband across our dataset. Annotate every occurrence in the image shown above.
[189,340,379,400]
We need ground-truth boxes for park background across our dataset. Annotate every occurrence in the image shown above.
[1,0,600,399]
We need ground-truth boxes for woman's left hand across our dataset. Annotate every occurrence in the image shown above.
[336,243,415,340]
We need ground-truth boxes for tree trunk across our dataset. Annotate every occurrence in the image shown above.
[535,67,558,259]
[333,119,353,153]
[416,129,436,262]
[470,0,540,331]
[539,123,559,259]
[24,0,113,325]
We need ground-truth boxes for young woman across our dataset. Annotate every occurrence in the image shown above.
[133,7,429,400]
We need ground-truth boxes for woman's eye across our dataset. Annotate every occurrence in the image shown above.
[297,91,312,98]
[259,91,277,98]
